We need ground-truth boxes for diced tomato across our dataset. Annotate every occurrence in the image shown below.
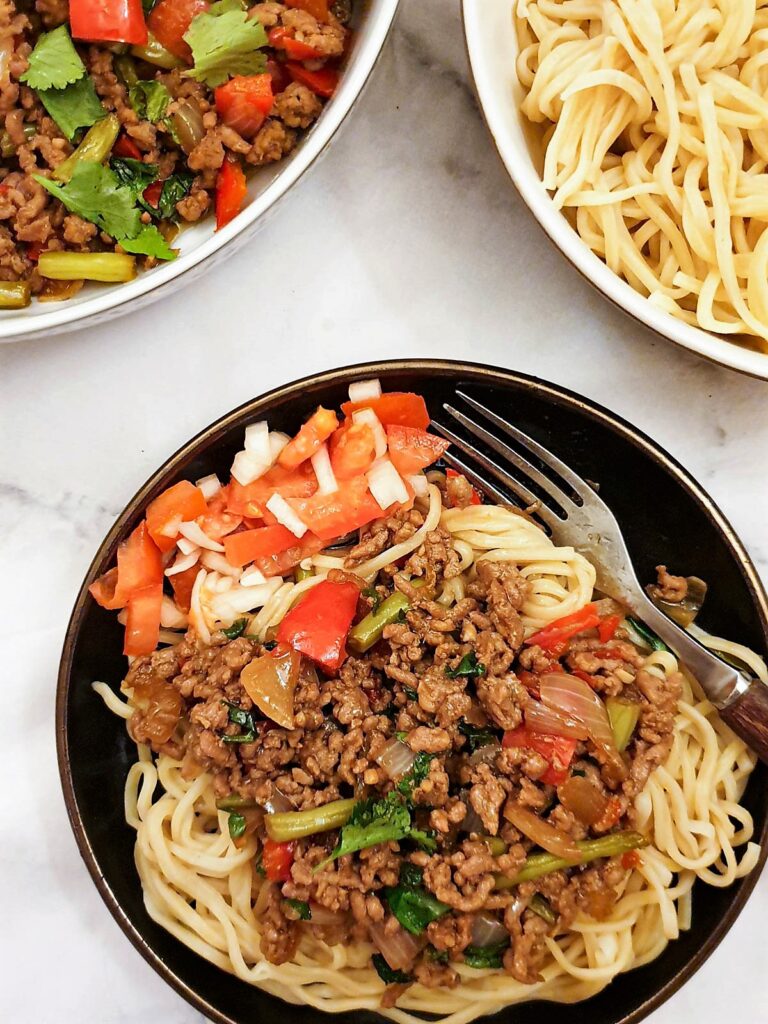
[262,838,296,882]
[524,603,600,657]
[285,61,339,98]
[197,489,242,540]
[224,524,299,567]
[89,522,163,609]
[386,424,449,477]
[255,532,325,577]
[145,481,208,552]
[287,476,378,541]
[124,582,163,656]
[285,0,329,20]
[70,0,148,44]
[226,462,317,518]
[598,614,622,644]
[268,26,323,60]
[622,849,641,870]
[148,0,208,59]
[113,133,143,159]
[341,392,430,430]
[143,180,163,208]
[215,155,248,230]
[279,406,339,470]
[446,467,482,505]
[88,566,122,610]
[277,579,360,673]
[169,564,199,613]
[502,726,577,785]
[215,74,274,138]
[329,421,376,480]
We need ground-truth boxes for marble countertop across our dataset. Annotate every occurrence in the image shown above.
[1,2,766,1021]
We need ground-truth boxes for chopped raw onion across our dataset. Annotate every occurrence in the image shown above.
[471,912,509,948]
[408,473,429,497]
[368,920,423,972]
[160,595,187,629]
[367,457,408,510]
[164,548,200,576]
[540,673,626,780]
[348,378,382,403]
[375,738,418,779]
[525,701,588,740]
[177,536,198,556]
[503,801,581,861]
[195,474,221,500]
[311,443,338,496]
[269,431,290,460]
[213,574,234,593]
[201,550,241,577]
[266,493,307,538]
[241,565,268,586]
[264,784,295,814]
[352,408,387,457]
[231,450,269,486]
[244,421,271,464]
[179,520,225,552]
[469,742,501,766]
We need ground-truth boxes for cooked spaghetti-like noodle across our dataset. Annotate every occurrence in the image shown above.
[514,0,768,350]
[93,498,761,1024]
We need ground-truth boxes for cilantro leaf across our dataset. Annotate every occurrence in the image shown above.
[21,26,84,91]
[220,698,256,742]
[317,793,411,869]
[37,76,106,141]
[396,752,433,800]
[128,80,172,122]
[110,157,159,202]
[120,224,177,261]
[463,941,509,970]
[384,883,449,935]
[156,171,194,220]
[407,828,437,852]
[372,954,411,985]
[228,811,246,839]
[284,898,311,920]
[35,162,140,239]
[445,651,486,679]
[184,9,268,88]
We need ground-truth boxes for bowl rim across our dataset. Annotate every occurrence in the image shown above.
[460,0,768,381]
[57,358,768,1024]
[0,0,401,343]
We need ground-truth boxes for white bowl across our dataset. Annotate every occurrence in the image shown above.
[0,0,400,344]
[462,0,768,380]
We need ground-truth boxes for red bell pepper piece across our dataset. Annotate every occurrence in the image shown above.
[285,0,330,20]
[70,0,148,44]
[277,579,360,673]
[215,155,248,230]
[215,74,274,138]
[268,26,324,60]
[524,602,601,656]
[124,582,163,656]
[386,425,450,477]
[148,0,208,59]
[26,242,42,262]
[113,133,143,159]
[598,613,622,644]
[145,481,208,552]
[341,392,430,430]
[502,726,577,785]
[224,524,300,567]
[285,61,339,98]
[262,838,296,882]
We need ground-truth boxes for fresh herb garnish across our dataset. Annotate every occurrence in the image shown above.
[425,945,449,963]
[184,7,268,88]
[372,953,411,985]
[254,853,266,877]
[458,721,499,753]
[408,828,437,852]
[284,898,311,920]
[110,156,158,200]
[221,699,256,743]
[120,224,176,260]
[403,686,418,701]
[128,80,172,122]
[363,585,382,613]
[398,862,424,888]
[228,811,246,839]
[317,793,412,869]
[21,26,84,91]
[222,618,248,640]
[384,882,449,935]
[446,651,486,679]
[463,941,509,969]
[625,617,669,652]
[154,171,194,220]
[37,76,106,141]
[395,752,433,799]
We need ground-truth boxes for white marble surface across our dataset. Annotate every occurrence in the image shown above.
[1,2,767,1021]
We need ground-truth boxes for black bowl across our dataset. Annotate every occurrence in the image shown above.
[57,359,768,1024]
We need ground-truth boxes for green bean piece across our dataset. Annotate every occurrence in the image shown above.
[0,280,31,309]
[215,795,258,812]
[53,114,121,183]
[38,251,136,283]
[481,835,507,857]
[495,831,648,888]
[348,592,410,654]
[265,798,357,842]
[1,124,36,158]
[295,565,313,583]
[114,54,139,87]
[606,698,641,752]
[529,894,556,924]
[131,35,184,69]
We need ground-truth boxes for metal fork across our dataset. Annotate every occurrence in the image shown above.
[431,390,768,765]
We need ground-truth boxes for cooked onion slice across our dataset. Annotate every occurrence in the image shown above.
[503,801,581,861]
[557,775,608,826]
[471,912,508,948]
[375,738,417,779]
[540,673,626,781]
[240,647,301,729]
[469,742,501,766]
[525,701,588,740]
[368,920,423,972]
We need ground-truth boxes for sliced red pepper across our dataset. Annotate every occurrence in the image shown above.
[598,614,622,644]
[113,133,143,159]
[266,56,291,94]
[341,392,430,430]
[502,726,577,785]
[70,0,148,44]
[268,26,324,60]
[124,582,163,656]
[571,668,598,687]
[285,0,330,20]
[143,180,163,208]
[145,481,208,553]
[215,74,274,138]
[223,524,300,567]
[386,424,450,478]
[262,838,296,881]
[285,61,339,98]
[622,849,641,869]
[524,603,600,657]
[215,155,247,231]
[277,579,360,673]
[26,242,42,263]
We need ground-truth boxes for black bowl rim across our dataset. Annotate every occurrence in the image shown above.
[57,357,768,1024]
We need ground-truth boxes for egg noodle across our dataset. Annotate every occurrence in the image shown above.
[514,0,768,350]
[94,487,763,1023]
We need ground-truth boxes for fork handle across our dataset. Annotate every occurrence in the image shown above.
[718,680,768,765]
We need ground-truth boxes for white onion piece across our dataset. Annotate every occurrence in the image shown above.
[195,473,222,500]
[241,565,268,586]
[208,579,283,623]
[308,901,346,926]
[471,913,509,948]
[368,920,423,972]
[367,457,409,510]
[164,547,200,576]
[525,701,589,740]
[266,493,307,538]
[214,575,234,593]
[244,421,271,464]
[311,442,338,496]
[469,742,501,766]
[231,450,269,486]
[201,550,241,577]
[348,378,382,403]
[160,595,188,628]
[540,672,625,778]
[352,408,387,457]
[459,791,485,834]
[264,785,295,814]
[179,520,225,552]
[408,473,429,497]
[375,738,418,779]
[177,536,198,556]
[269,431,291,460]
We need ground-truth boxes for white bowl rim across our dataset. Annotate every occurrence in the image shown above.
[462,0,768,381]
[0,0,400,343]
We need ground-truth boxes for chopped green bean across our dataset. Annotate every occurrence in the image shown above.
[0,281,31,309]
[215,794,258,812]
[53,114,120,183]
[529,894,556,924]
[606,697,641,752]
[480,835,507,857]
[1,124,35,158]
[38,251,136,283]
[114,54,139,87]
[265,798,357,842]
[295,565,313,583]
[131,35,183,69]
[495,831,648,888]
